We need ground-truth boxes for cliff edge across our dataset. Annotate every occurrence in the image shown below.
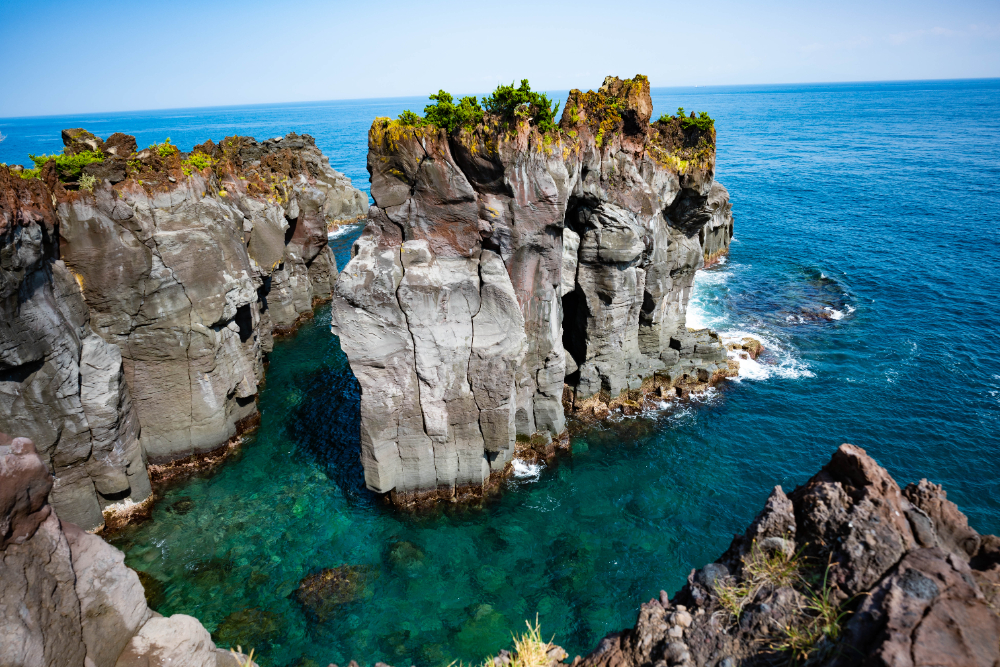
[579,445,1000,666]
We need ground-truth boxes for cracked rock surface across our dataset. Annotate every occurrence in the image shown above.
[332,75,735,502]
[1,131,367,529]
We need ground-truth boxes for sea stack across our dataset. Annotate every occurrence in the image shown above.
[331,75,736,505]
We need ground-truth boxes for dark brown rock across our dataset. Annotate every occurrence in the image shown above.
[103,133,138,157]
[579,444,1000,667]
[62,128,105,154]
[835,548,1000,666]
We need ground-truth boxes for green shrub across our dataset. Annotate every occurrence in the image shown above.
[658,107,714,131]
[154,138,178,158]
[181,151,213,176]
[25,150,105,181]
[397,109,426,127]
[79,173,97,192]
[397,90,484,133]
[397,79,559,134]
[483,79,560,133]
[424,90,484,132]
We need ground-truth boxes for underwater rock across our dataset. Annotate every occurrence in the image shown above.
[332,75,735,504]
[0,434,255,667]
[578,444,1000,667]
[387,540,426,573]
[1,130,367,528]
[132,568,167,610]
[296,565,365,620]
[212,607,282,652]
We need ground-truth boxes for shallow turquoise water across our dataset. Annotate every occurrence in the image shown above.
[5,80,999,667]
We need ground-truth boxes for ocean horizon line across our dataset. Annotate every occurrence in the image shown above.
[1,75,998,123]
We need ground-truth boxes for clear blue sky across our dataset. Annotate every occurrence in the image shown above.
[1,0,998,118]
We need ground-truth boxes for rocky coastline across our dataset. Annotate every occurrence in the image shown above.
[331,75,737,507]
[577,444,1000,666]
[7,428,996,666]
[0,129,367,530]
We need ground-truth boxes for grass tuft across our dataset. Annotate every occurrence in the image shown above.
[716,539,801,620]
[451,616,561,667]
[229,646,256,667]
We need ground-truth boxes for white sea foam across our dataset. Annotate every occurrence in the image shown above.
[685,269,730,331]
[328,222,362,239]
[687,267,814,382]
[512,458,543,480]
[717,329,815,381]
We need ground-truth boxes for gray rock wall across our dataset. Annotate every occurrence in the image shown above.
[332,75,736,502]
[1,132,367,529]
[0,434,256,667]
[0,167,149,530]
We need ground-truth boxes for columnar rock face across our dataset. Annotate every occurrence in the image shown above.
[332,75,735,502]
[580,445,1000,667]
[1,131,367,529]
[0,434,256,667]
[0,166,149,530]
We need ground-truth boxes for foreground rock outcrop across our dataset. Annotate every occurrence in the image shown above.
[0,433,256,667]
[1,131,367,529]
[579,444,1000,667]
[332,75,735,503]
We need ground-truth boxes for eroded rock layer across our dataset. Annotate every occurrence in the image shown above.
[1,131,367,529]
[332,75,736,502]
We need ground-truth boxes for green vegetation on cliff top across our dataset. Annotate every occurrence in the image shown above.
[19,150,105,180]
[658,107,715,131]
[396,79,560,134]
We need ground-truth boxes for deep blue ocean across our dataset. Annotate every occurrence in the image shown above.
[3,79,999,667]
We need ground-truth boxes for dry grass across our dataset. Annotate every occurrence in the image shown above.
[775,562,854,665]
[229,647,257,667]
[452,616,561,667]
[716,540,801,621]
[715,543,854,665]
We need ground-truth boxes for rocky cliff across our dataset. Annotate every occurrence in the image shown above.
[579,445,1000,667]
[331,75,735,503]
[0,433,257,667]
[1,130,367,529]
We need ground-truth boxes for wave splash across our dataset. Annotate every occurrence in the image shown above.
[686,264,816,381]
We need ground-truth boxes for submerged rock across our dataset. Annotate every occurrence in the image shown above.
[332,75,736,505]
[212,607,282,652]
[296,565,366,620]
